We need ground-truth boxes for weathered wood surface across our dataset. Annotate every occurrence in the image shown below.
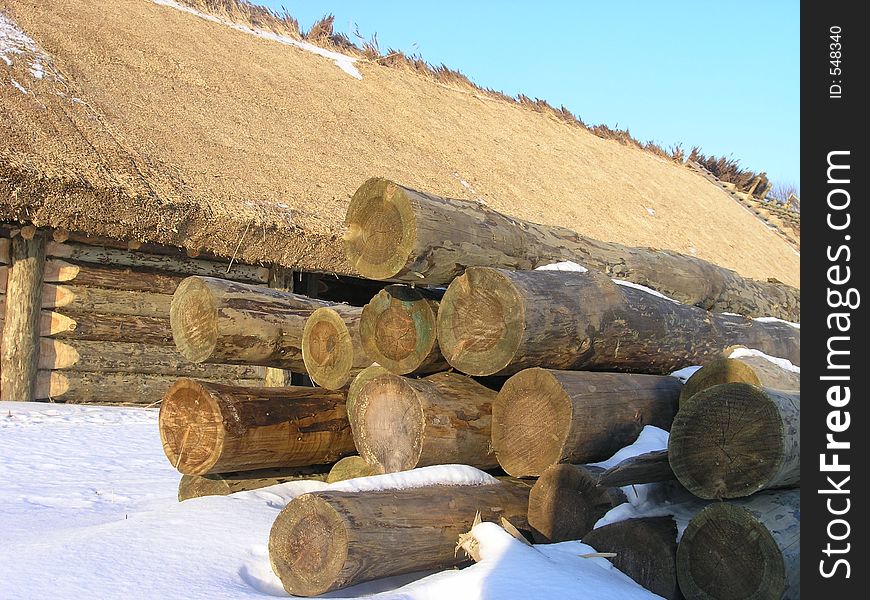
[178,466,330,501]
[583,517,683,600]
[269,482,531,596]
[326,456,383,483]
[159,380,354,475]
[44,259,185,294]
[595,449,675,488]
[669,383,800,499]
[0,310,76,338]
[302,305,371,390]
[343,178,800,320]
[0,238,9,264]
[359,285,448,375]
[492,368,681,477]
[437,268,800,377]
[352,372,498,473]
[170,276,333,368]
[1,233,47,401]
[51,312,173,345]
[676,490,800,600]
[679,354,800,405]
[41,284,172,317]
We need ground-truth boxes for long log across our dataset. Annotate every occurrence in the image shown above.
[42,284,172,317]
[437,268,800,377]
[359,285,448,375]
[52,311,173,345]
[352,372,498,472]
[326,456,383,483]
[302,305,370,390]
[668,383,799,499]
[343,178,800,320]
[492,368,681,477]
[178,466,330,501]
[676,490,800,600]
[679,354,799,405]
[170,276,333,368]
[582,517,682,600]
[269,482,531,596]
[159,379,354,475]
[1,232,47,401]
[45,259,185,294]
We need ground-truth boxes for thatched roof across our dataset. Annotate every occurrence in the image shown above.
[1,0,799,286]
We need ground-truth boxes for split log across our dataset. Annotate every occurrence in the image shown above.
[437,268,800,377]
[44,259,185,294]
[352,372,498,472]
[668,383,799,499]
[269,482,531,596]
[326,456,383,483]
[42,284,172,317]
[0,310,76,337]
[359,285,448,375]
[302,305,370,390]
[170,276,332,368]
[52,312,173,345]
[679,354,799,405]
[178,466,330,501]
[582,517,682,600]
[676,490,800,600]
[159,379,354,475]
[492,368,681,477]
[343,178,800,320]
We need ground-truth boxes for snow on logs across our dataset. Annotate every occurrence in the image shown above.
[679,353,799,405]
[436,268,801,377]
[159,379,354,475]
[343,177,800,321]
[492,369,682,477]
[301,305,371,390]
[268,481,531,596]
[668,383,800,499]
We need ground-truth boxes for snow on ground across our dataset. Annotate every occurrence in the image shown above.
[0,402,662,599]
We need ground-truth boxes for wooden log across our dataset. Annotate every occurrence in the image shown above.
[0,237,9,264]
[492,368,682,477]
[437,268,800,377]
[45,259,185,294]
[344,178,800,320]
[676,490,800,600]
[582,517,682,600]
[170,276,332,368]
[47,241,269,283]
[178,466,330,501]
[595,449,675,488]
[668,383,799,499]
[0,310,77,338]
[302,305,370,390]
[527,464,627,543]
[359,285,448,375]
[345,363,391,439]
[52,312,173,345]
[352,372,498,472]
[325,456,383,483]
[679,354,799,405]
[42,284,172,317]
[269,482,531,596]
[0,265,6,293]
[1,232,47,401]
[159,379,354,475]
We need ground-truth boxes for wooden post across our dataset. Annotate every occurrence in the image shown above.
[679,354,799,405]
[1,231,47,401]
[178,466,330,501]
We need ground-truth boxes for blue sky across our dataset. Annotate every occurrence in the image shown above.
[261,1,800,191]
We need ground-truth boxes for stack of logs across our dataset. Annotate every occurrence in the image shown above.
[157,178,801,599]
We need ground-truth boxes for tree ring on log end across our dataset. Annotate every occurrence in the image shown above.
[159,379,225,475]
[528,464,616,543]
[303,308,355,389]
[360,287,437,374]
[437,267,524,376]
[492,368,571,477]
[355,375,424,472]
[269,494,348,597]
[676,503,784,600]
[170,276,219,363]
[344,178,417,280]
[679,358,762,406]
[668,383,783,499]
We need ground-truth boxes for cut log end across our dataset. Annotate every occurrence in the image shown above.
[170,276,218,363]
[302,307,357,390]
[269,494,349,597]
[669,383,784,499]
[679,357,761,405]
[343,177,417,281]
[355,375,424,473]
[326,456,383,483]
[159,379,224,475]
[677,502,786,600]
[437,267,524,376]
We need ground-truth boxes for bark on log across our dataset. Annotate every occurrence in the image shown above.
[343,178,800,320]
[359,285,448,375]
[42,284,172,317]
[326,456,383,483]
[159,379,354,475]
[302,305,370,390]
[51,311,173,345]
[170,276,333,368]
[676,490,800,600]
[437,268,800,377]
[269,482,531,596]
[679,355,799,405]
[1,232,47,401]
[493,368,681,477]
[668,383,800,499]
[352,372,498,472]
[583,517,682,600]
[178,466,330,501]
[45,259,185,294]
